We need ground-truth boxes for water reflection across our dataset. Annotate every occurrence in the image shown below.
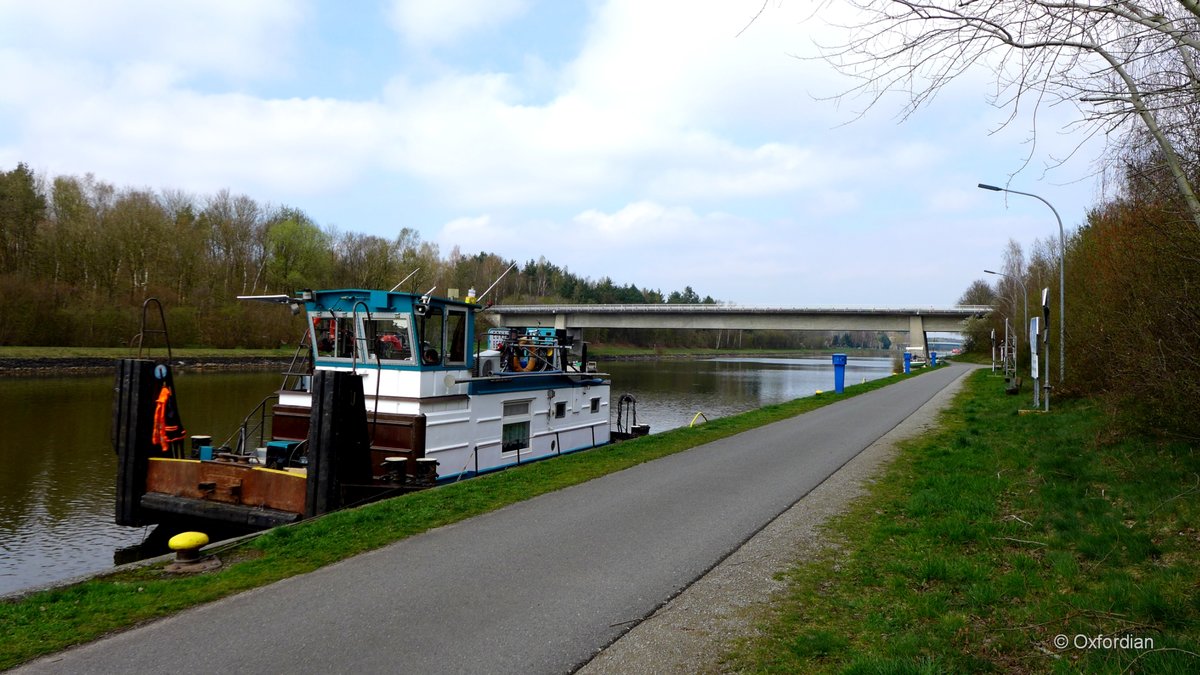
[0,370,285,596]
[605,356,892,432]
[0,356,891,596]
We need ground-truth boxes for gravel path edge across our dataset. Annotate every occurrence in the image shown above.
[577,365,978,674]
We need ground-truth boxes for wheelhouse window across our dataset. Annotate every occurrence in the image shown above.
[313,316,358,359]
[365,315,414,363]
[446,309,468,365]
[502,400,531,454]
[418,309,445,366]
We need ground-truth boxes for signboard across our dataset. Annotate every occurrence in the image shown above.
[1029,317,1040,379]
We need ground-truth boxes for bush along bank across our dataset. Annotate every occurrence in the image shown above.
[728,369,1200,673]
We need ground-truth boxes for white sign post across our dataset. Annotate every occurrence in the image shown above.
[1042,287,1051,412]
[1030,316,1040,408]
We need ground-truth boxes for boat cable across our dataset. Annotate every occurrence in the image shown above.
[388,267,421,293]
[350,300,384,447]
[689,412,709,427]
[475,262,519,304]
[453,447,478,483]
[191,482,418,560]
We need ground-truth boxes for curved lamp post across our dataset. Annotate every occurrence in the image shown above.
[978,183,1064,384]
[984,269,1027,350]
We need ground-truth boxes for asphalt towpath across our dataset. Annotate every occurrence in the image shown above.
[17,363,971,675]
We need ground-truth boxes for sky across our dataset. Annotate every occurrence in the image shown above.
[0,0,1109,307]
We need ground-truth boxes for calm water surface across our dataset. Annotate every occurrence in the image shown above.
[0,356,891,596]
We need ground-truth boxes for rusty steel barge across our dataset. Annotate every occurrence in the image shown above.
[113,289,647,532]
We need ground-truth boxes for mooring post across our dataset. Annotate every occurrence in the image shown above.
[113,359,157,526]
[305,370,372,518]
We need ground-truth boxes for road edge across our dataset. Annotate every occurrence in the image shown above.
[577,364,980,674]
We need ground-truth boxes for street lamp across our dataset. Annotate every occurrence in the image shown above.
[984,269,1027,351]
[986,269,1033,407]
[978,183,1065,384]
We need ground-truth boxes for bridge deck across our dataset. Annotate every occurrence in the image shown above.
[487,304,989,333]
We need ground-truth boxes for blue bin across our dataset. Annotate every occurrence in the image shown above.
[832,353,848,393]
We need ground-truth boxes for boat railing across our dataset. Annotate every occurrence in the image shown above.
[279,326,314,392]
[218,393,280,457]
[131,297,173,361]
[615,393,638,436]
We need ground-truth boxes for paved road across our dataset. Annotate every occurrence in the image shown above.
[19,363,969,674]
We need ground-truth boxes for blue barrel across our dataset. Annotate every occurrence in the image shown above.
[832,353,848,393]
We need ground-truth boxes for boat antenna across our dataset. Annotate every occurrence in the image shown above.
[477,262,519,302]
[389,268,421,292]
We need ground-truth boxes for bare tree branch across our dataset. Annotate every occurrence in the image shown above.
[816,0,1200,227]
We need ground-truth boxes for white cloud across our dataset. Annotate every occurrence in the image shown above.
[0,0,1108,307]
[387,0,529,48]
[0,1,305,82]
[21,86,386,195]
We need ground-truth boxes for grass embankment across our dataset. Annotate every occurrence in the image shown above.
[0,346,295,359]
[0,367,925,669]
[590,345,890,359]
[729,369,1200,673]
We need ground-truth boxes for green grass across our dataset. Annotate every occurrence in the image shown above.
[0,366,930,669]
[0,346,295,359]
[589,344,891,359]
[727,370,1200,674]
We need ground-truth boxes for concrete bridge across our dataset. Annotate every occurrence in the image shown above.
[487,304,990,354]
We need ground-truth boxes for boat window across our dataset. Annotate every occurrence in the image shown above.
[313,316,358,359]
[554,401,567,419]
[590,397,601,414]
[419,309,445,366]
[502,399,532,454]
[365,315,413,363]
[446,310,467,365]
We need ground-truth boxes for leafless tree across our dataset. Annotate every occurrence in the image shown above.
[808,0,1200,228]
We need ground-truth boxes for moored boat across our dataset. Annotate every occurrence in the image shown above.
[113,288,644,532]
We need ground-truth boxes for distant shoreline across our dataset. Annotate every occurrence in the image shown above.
[0,348,899,377]
[0,356,294,377]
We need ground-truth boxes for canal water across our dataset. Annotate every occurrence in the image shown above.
[0,356,892,596]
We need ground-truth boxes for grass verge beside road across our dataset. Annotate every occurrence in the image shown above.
[0,367,923,670]
[728,369,1200,673]
[0,346,295,359]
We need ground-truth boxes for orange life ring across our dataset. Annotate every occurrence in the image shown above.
[512,349,539,372]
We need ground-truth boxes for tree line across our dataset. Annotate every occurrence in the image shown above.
[820,0,1200,436]
[958,147,1200,437]
[0,164,889,352]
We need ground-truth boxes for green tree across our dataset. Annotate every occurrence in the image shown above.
[263,209,332,292]
[0,163,47,271]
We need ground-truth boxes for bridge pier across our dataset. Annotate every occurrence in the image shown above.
[909,315,929,360]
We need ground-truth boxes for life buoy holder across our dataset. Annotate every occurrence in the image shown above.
[513,349,539,372]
